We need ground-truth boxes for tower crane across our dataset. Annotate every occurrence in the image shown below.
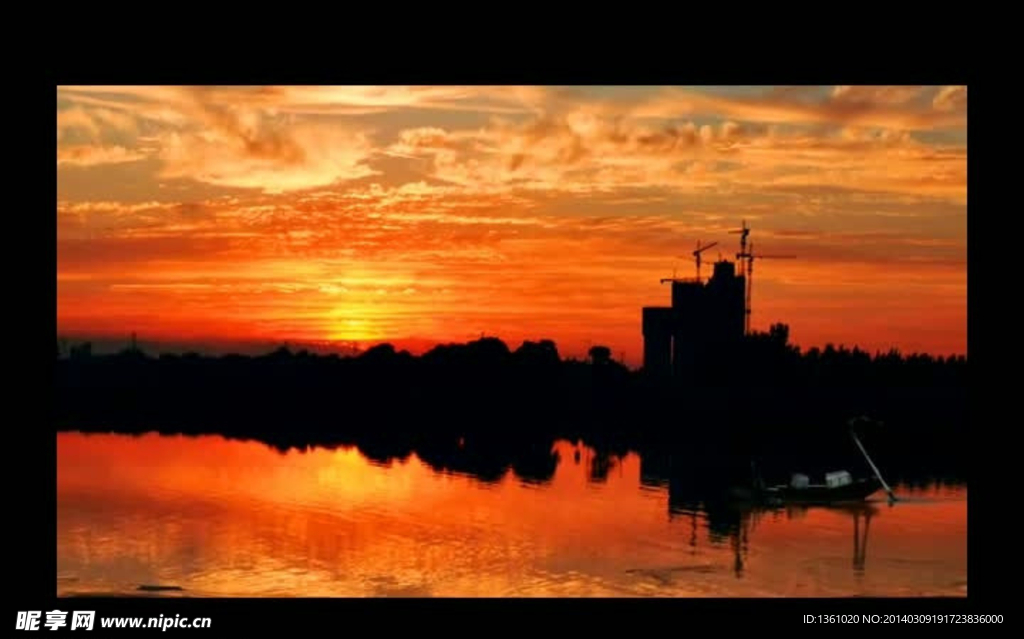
[729,220,751,278]
[689,240,718,282]
[736,241,796,335]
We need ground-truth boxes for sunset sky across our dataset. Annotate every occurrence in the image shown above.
[56,86,967,364]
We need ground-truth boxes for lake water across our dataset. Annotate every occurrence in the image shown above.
[57,432,966,597]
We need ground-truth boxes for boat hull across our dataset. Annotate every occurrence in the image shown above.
[768,478,881,504]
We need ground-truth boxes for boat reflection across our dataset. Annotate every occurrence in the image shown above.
[773,502,877,575]
[667,489,881,579]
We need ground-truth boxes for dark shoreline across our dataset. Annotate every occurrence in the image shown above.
[56,333,967,487]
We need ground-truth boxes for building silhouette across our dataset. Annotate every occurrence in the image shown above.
[642,260,746,379]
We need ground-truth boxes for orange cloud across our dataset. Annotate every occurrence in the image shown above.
[932,86,967,112]
[155,124,378,192]
[56,87,967,360]
[632,86,966,131]
[57,145,147,167]
[391,111,965,202]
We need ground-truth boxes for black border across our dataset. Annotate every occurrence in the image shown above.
[27,47,1000,631]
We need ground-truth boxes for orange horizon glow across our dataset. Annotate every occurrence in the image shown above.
[57,86,967,364]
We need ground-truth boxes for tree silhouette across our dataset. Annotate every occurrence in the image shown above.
[589,345,612,364]
[54,332,966,483]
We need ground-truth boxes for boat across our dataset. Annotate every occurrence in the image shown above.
[729,473,881,506]
[732,416,896,506]
[758,474,882,505]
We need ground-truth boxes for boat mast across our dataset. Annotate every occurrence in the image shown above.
[849,418,897,503]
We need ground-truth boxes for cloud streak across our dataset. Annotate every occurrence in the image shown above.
[57,145,148,167]
[632,85,967,131]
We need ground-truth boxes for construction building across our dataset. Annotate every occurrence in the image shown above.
[641,222,795,379]
[642,260,746,379]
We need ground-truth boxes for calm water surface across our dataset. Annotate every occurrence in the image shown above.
[57,432,966,597]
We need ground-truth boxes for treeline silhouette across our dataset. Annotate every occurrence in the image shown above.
[55,324,966,485]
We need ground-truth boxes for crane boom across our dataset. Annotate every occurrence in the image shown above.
[692,240,718,282]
